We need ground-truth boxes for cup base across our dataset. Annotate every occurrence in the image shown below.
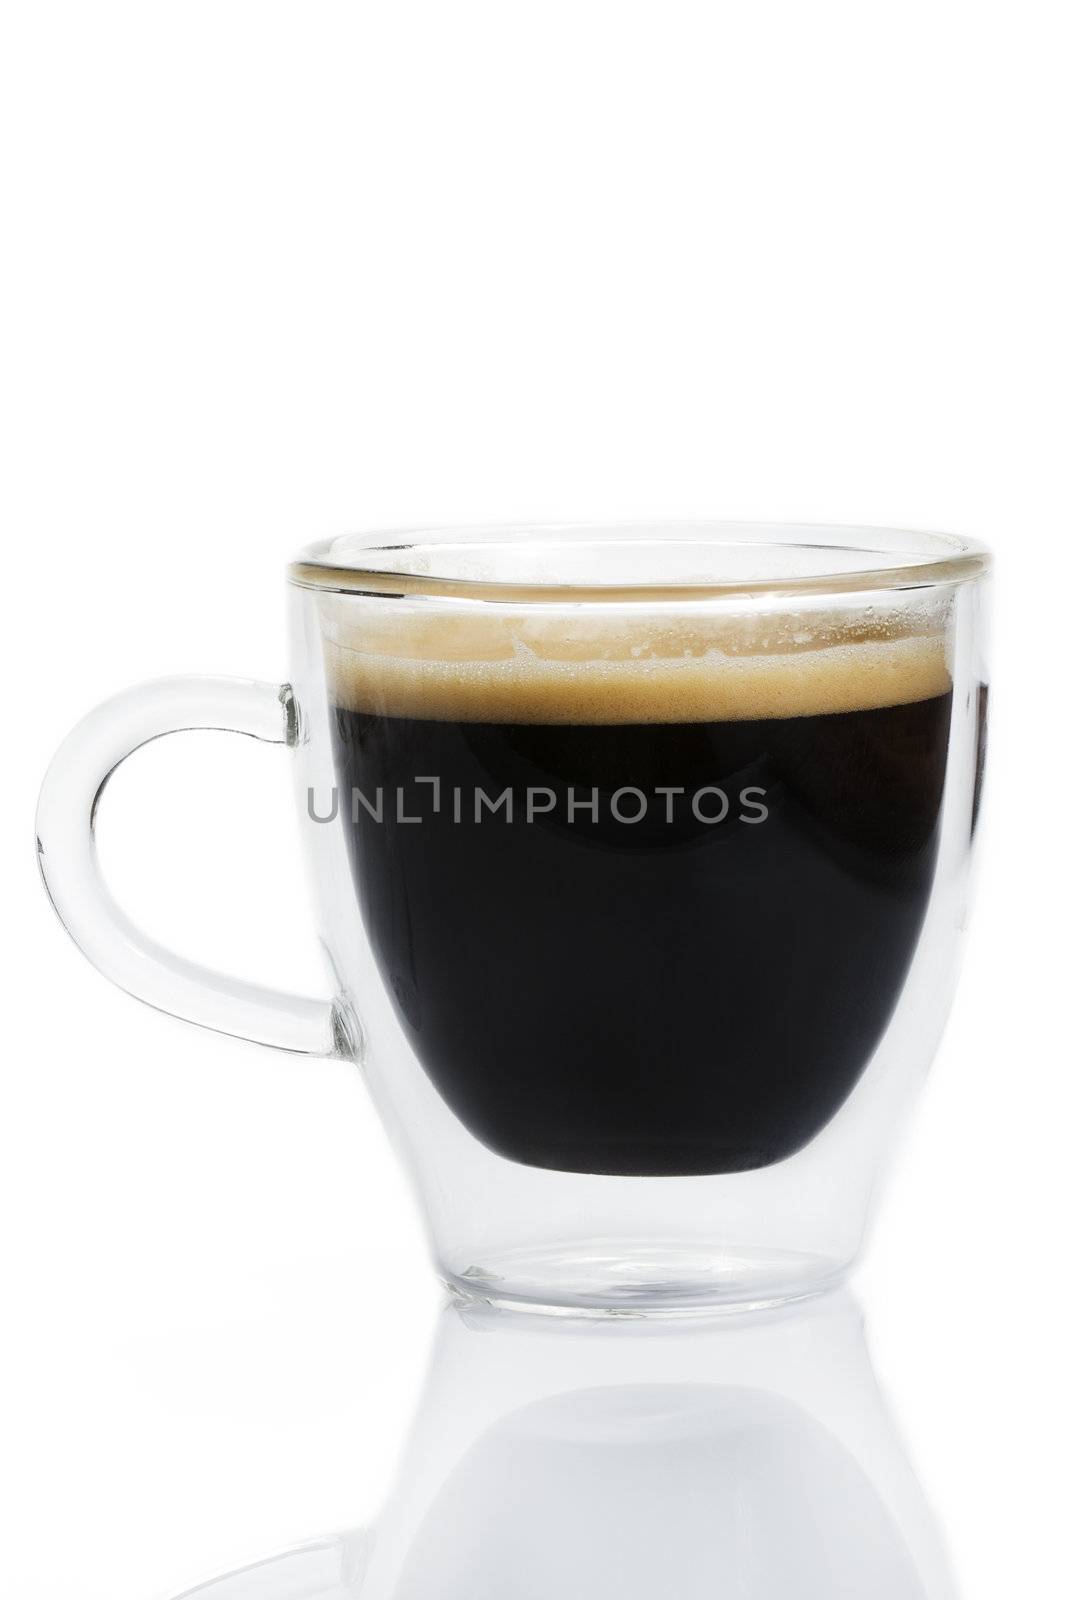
[444,1240,850,1320]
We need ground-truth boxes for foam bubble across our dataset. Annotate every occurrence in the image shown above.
[322,609,952,724]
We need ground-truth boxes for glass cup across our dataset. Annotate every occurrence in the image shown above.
[37,524,990,1314]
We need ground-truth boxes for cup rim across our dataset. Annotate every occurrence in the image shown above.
[288,520,990,603]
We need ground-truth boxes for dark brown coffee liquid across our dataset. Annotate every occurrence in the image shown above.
[329,668,952,1175]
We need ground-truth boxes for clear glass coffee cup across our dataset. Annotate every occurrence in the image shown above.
[37,524,990,1314]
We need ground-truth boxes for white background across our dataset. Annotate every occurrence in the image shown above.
[2,3,1065,1596]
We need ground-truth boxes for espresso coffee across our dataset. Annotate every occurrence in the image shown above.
[327,619,952,1176]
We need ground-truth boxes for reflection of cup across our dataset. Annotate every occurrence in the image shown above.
[175,1291,959,1600]
[392,1387,930,1599]
[38,525,990,1313]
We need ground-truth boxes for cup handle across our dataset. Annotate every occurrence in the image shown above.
[36,676,340,1056]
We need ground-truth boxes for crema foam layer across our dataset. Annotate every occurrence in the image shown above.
[323,610,952,724]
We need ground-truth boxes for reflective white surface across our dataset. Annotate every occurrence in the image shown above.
[175,1291,956,1599]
